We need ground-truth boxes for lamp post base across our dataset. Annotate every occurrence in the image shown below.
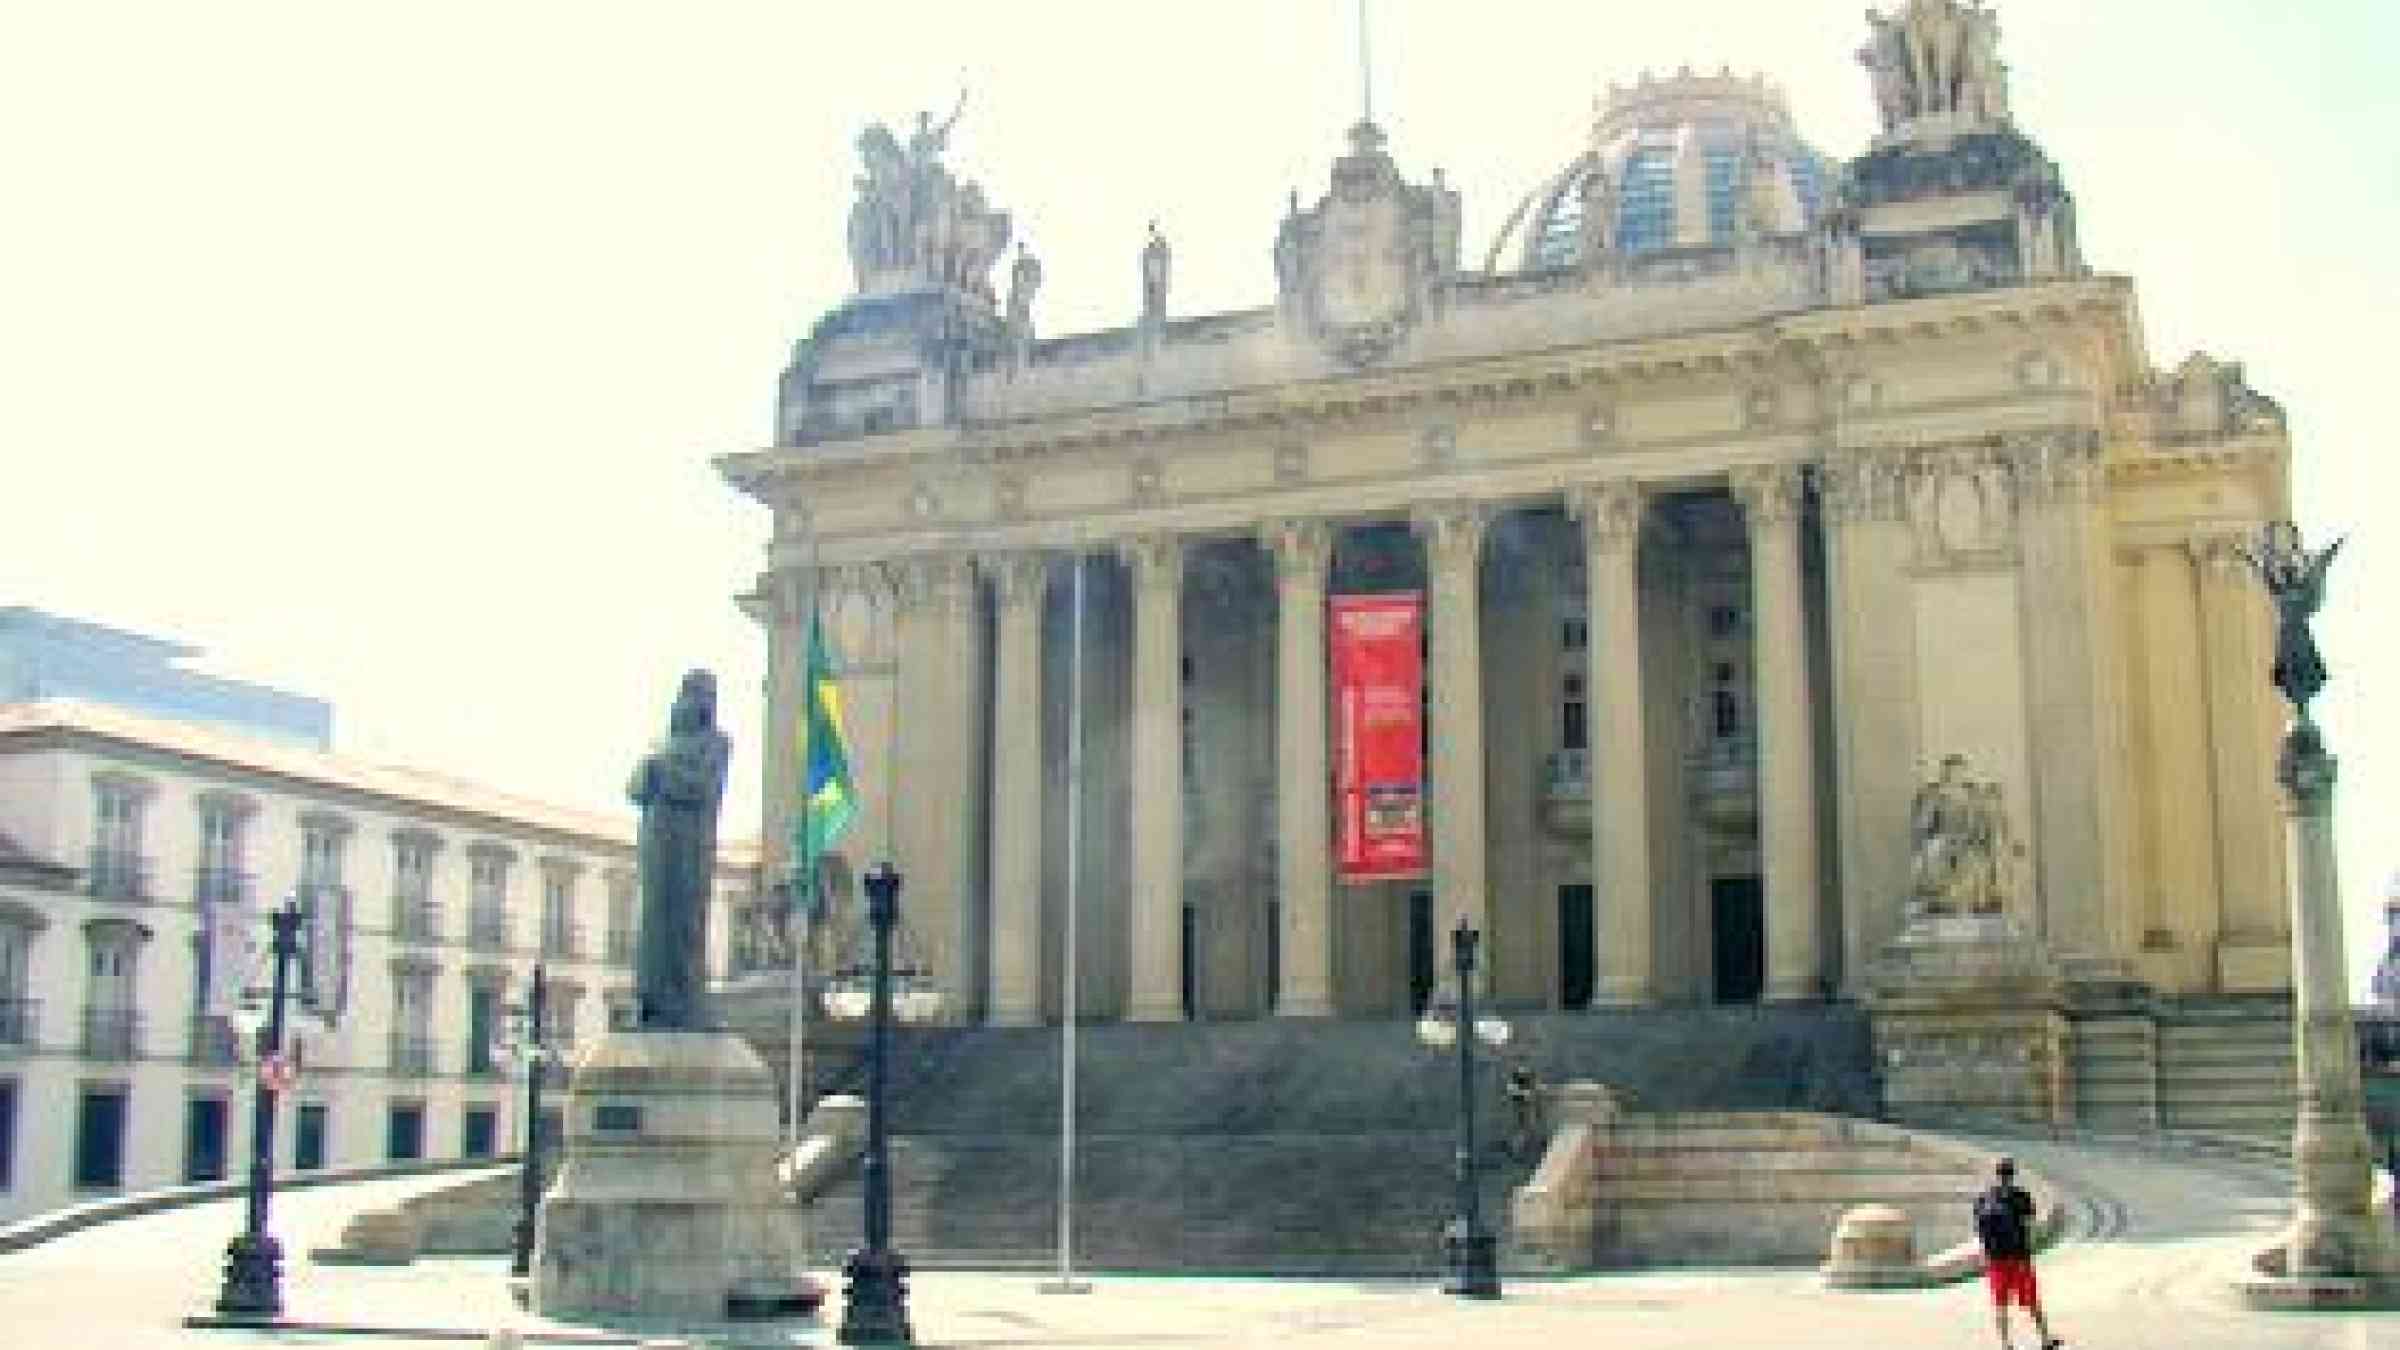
[214,1231,284,1320]
[837,1247,914,1345]
[1440,1219,1500,1299]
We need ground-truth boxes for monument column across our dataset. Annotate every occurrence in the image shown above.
[985,552,1049,1026]
[1413,504,1491,947]
[1122,534,1186,1022]
[1264,518,1335,1017]
[1568,480,1654,1007]
[1732,463,1823,1002]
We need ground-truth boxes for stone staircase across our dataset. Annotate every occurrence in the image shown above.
[793,1006,1878,1273]
[2155,997,2295,1138]
[1586,1112,1991,1266]
[2067,1013,2162,1131]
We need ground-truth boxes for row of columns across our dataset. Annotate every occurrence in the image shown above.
[955,463,1826,1023]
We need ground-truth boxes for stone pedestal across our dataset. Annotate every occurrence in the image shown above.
[533,1030,812,1326]
[1822,1204,1923,1289]
[1864,913,2071,1128]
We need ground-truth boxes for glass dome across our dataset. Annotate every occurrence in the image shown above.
[1493,69,1834,273]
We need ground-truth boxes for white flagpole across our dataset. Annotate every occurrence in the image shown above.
[1042,548,1090,1294]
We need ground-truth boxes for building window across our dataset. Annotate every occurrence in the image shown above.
[0,1078,18,1190]
[1615,146,1676,254]
[541,867,580,960]
[82,924,145,1060]
[390,971,434,1076]
[1561,617,1587,651]
[294,1102,328,1172]
[195,798,249,909]
[183,1094,230,1183]
[461,1105,499,1159]
[298,820,351,1018]
[88,777,148,901]
[1707,605,1743,639]
[605,873,636,966]
[466,982,500,1077]
[469,852,511,951]
[0,922,33,1050]
[385,1101,425,1162]
[73,1085,128,1190]
[1562,673,1589,753]
[1704,144,1744,244]
[393,833,439,943]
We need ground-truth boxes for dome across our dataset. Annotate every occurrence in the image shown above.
[1492,69,1836,273]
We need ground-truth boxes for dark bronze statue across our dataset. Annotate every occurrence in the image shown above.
[630,669,731,1031]
[2241,521,2345,718]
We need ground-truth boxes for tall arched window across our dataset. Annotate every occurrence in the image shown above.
[1615,147,1677,254]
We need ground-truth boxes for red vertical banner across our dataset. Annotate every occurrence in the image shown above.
[1331,593,1428,882]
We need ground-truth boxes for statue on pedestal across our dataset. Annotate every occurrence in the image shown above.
[630,670,731,1031]
[1907,753,2016,919]
[1141,220,1172,325]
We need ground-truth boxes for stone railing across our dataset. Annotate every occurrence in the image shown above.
[392,897,441,944]
[0,998,36,1051]
[466,906,510,952]
[388,1032,436,1078]
[79,1008,141,1061]
[85,847,150,903]
[186,1017,243,1068]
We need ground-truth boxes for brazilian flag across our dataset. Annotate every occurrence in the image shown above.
[793,610,858,920]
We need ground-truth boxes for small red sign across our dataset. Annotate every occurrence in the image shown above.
[259,1054,297,1093]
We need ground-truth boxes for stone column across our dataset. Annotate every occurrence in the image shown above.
[1122,534,1186,1022]
[1413,504,1490,947]
[2011,436,2128,958]
[1818,451,1917,991]
[890,555,984,1014]
[1264,518,1335,1017]
[1732,464,1822,1002]
[2194,532,2288,990]
[985,552,1049,1026]
[2260,732,2400,1293]
[754,568,815,882]
[2134,541,2220,986]
[1568,481,1654,1007]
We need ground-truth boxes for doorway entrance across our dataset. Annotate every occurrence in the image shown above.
[1711,876,1764,1004]
[1557,884,1595,1010]
[1406,889,1435,1013]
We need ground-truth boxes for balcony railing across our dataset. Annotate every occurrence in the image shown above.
[194,866,253,911]
[467,907,510,952]
[187,1016,244,1067]
[463,1047,505,1080]
[541,922,584,961]
[0,998,37,1050]
[393,897,442,944]
[86,847,150,903]
[605,928,636,965]
[388,1031,436,1078]
[80,1007,142,1061]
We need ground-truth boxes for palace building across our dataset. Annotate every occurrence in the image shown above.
[719,2,2295,1038]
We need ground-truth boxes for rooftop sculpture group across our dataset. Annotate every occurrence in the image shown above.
[1860,0,2011,134]
[845,95,1014,304]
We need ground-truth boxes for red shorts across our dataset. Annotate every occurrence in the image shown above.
[1985,1256,2041,1308]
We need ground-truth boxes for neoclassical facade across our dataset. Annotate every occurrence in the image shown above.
[721,4,2293,1028]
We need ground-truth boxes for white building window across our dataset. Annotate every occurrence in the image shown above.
[541,868,580,960]
[468,849,513,951]
[195,796,251,909]
[88,777,149,900]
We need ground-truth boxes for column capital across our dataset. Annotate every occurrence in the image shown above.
[1117,533,1184,594]
[1566,479,1646,555]
[1729,462,1807,527]
[2184,526,2265,582]
[890,553,976,616]
[1411,502,1489,572]
[981,550,1053,610]
[1262,518,1334,586]
[2004,431,2105,507]
[1814,452,1910,525]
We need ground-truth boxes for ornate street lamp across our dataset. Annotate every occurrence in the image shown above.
[495,961,553,1279]
[1415,917,1508,1299]
[212,899,304,1320]
[823,862,943,1345]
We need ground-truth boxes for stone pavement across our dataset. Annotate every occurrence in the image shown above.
[1,1140,2394,1349]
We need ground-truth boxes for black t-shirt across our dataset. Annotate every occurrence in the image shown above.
[1974,1182,2036,1259]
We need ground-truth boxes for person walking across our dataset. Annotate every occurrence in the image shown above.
[1974,1156,2062,1350]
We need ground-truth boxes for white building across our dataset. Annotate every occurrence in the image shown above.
[0,699,762,1226]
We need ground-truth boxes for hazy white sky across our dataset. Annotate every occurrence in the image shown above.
[4,2,2395,987]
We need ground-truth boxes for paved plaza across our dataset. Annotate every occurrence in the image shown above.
[1,1137,2393,1349]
